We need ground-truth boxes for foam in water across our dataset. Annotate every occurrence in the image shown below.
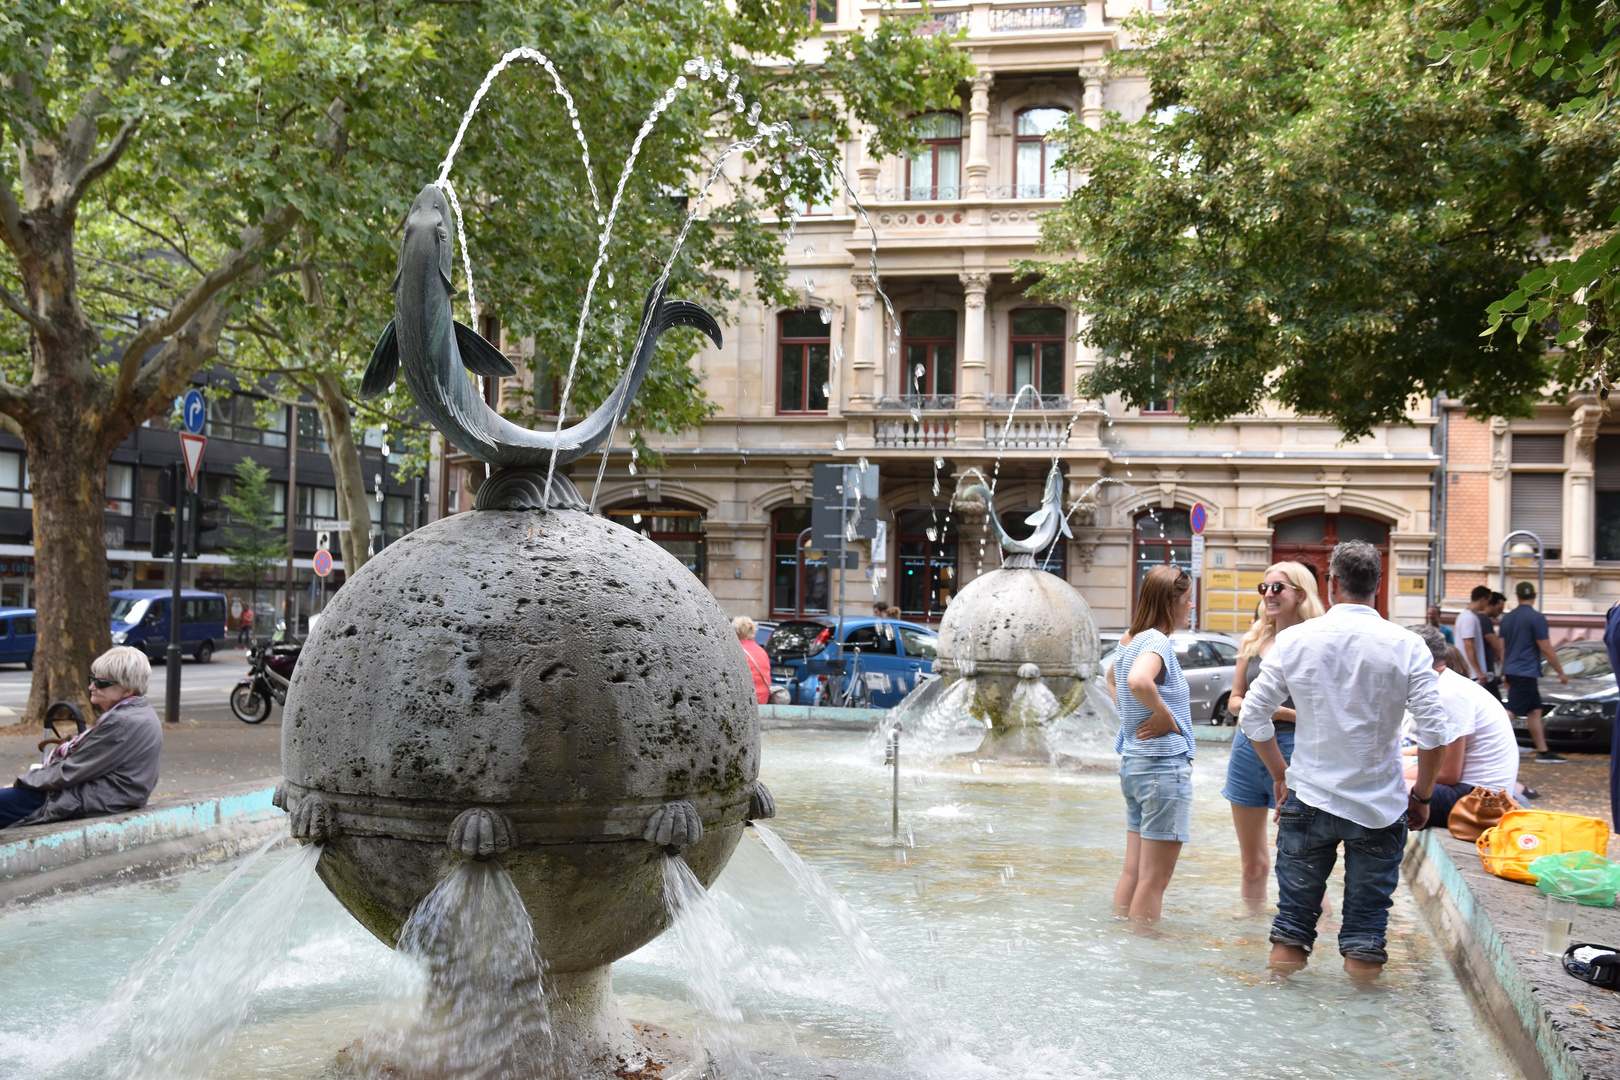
[123,839,323,1079]
[660,853,762,1079]
[351,860,550,1080]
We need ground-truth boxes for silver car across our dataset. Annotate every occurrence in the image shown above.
[1100,630,1242,725]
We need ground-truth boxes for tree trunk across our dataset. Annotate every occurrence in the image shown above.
[313,371,374,579]
[23,397,115,725]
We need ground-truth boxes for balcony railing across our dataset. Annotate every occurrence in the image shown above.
[987,183,1073,201]
[874,185,963,203]
[991,4,1086,31]
[986,419,1068,449]
[876,394,959,411]
[985,393,1074,412]
[874,417,955,448]
[882,8,966,34]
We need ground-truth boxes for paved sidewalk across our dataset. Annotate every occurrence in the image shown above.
[0,717,283,803]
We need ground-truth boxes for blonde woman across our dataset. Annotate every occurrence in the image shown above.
[1222,562,1323,916]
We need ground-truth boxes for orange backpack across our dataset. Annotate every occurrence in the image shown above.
[1477,810,1612,884]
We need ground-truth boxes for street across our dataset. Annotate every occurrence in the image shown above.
[0,647,259,725]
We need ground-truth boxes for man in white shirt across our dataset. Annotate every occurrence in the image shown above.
[1240,541,1448,982]
[1453,586,1492,685]
[1410,626,1520,828]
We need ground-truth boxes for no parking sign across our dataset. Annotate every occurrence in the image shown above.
[1190,503,1207,534]
[312,549,333,578]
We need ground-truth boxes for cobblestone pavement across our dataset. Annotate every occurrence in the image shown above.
[1513,752,1618,856]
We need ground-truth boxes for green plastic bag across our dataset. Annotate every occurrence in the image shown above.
[1530,851,1620,907]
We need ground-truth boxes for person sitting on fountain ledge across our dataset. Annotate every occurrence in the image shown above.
[1238,541,1449,982]
[0,646,163,829]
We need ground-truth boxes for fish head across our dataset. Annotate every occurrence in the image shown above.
[396,183,455,293]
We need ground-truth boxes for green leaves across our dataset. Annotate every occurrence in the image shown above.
[1021,0,1612,436]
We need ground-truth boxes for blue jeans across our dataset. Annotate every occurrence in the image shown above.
[1119,754,1194,842]
[1271,792,1407,964]
[1222,728,1295,809]
[0,784,46,827]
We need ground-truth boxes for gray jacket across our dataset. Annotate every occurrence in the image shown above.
[11,695,163,826]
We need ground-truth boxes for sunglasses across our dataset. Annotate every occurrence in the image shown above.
[89,677,117,690]
[1257,582,1299,596]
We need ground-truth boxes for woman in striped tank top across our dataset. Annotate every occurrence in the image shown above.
[1112,564,1196,927]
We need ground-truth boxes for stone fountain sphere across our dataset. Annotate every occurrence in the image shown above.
[280,507,758,973]
[933,565,1100,725]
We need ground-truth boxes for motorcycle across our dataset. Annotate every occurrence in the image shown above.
[230,640,301,724]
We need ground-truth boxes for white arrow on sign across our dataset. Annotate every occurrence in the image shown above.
[178,432,207,489]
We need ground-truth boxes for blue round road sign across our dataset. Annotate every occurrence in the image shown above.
[1190,503,1207,534]
[312,549,333,577]
[183,389,206,434]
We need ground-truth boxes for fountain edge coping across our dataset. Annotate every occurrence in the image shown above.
[1404,827,1620,1080]
[759,704,1238,742]
[0,779,283,909]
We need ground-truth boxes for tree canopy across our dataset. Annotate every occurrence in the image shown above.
[1024,0,1618,436]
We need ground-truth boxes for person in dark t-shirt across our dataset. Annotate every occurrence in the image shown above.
[1501,582,1568,764]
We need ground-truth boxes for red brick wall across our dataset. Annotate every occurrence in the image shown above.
[1445,415,1491,592]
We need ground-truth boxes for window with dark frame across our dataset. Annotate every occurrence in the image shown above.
[1596,434,1620,561]
[905,113,962,201]
[807,0,836,23]
[1009,308,1066,399]
[771,506,829,616]
[778,310,831,413]
[896,508,958,621]
[1133,509,1192,600]
[1015,108,1070,198]
[903,310,957,400]
[607,503,707,580]
[1141,354,1175,415]
[0,451,31,510]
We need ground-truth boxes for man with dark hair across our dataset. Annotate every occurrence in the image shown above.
[1426,606,1453,645]
[1501,582,1568,764]
[1483,592,1507,699]
[1239,540,1448,983]
[1454,586,1492,687]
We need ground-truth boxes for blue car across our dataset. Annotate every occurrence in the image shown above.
[109,589,227,663]
[0,608,38,669]
[764,617,938,709]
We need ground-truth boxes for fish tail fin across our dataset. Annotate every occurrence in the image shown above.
[359,320,399,400]
[654,299,723,350]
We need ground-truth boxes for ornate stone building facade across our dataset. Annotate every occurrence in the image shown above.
[437,0,1441,633]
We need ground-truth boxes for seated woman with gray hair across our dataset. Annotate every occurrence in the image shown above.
[0,646,163,828]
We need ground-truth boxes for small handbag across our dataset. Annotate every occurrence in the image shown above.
[1448,786,1520,842]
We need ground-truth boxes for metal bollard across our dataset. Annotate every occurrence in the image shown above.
[888,725,901,843]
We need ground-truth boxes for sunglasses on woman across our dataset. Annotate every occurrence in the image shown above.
[1256,582,1299,596]
[89,677,117,690]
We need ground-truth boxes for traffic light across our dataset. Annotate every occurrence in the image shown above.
[150,511,173,559]
[185,492,221,557]
[156,462,183,508]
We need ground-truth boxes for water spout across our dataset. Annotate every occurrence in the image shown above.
[661,853,762,1079]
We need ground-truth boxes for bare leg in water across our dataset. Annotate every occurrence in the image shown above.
[1115,831,1184,930]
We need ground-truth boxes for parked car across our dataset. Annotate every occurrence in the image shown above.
[754,620,777,648]
[1511,640,1616,752]
[109,589,227,663]
[1100,629,1241,725]
[0,608,37,669]
[765,617,938,709]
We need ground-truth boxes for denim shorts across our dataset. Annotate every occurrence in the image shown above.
[1221,728,1295,809]
[1120,754,1194,842]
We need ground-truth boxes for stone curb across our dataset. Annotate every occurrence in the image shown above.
[0,779,284,908]
[1404,828,1620,1080]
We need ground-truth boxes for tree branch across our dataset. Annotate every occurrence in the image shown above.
[0,280,51,337]
[114,203,301,400]
[0,180,29,261]
[108,208,203,274]
[69,116,139,208]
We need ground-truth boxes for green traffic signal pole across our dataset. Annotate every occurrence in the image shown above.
[165,466,186,725]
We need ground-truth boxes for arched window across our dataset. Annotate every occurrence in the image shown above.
[999,509,1066,577]
[1133,509,1192,598]
[902,310,957,403]
[1009,308,1066,400]
[771,506,829,616]
[1270,512,1390,614]
[607,502,707,580]
[897,508,958,620]
[905,113,962,201]
[1015,108,1070,198]
[778,310,830,413]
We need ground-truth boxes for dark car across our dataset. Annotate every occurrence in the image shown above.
[765,617,937,709]
[1511,640,1616,752]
